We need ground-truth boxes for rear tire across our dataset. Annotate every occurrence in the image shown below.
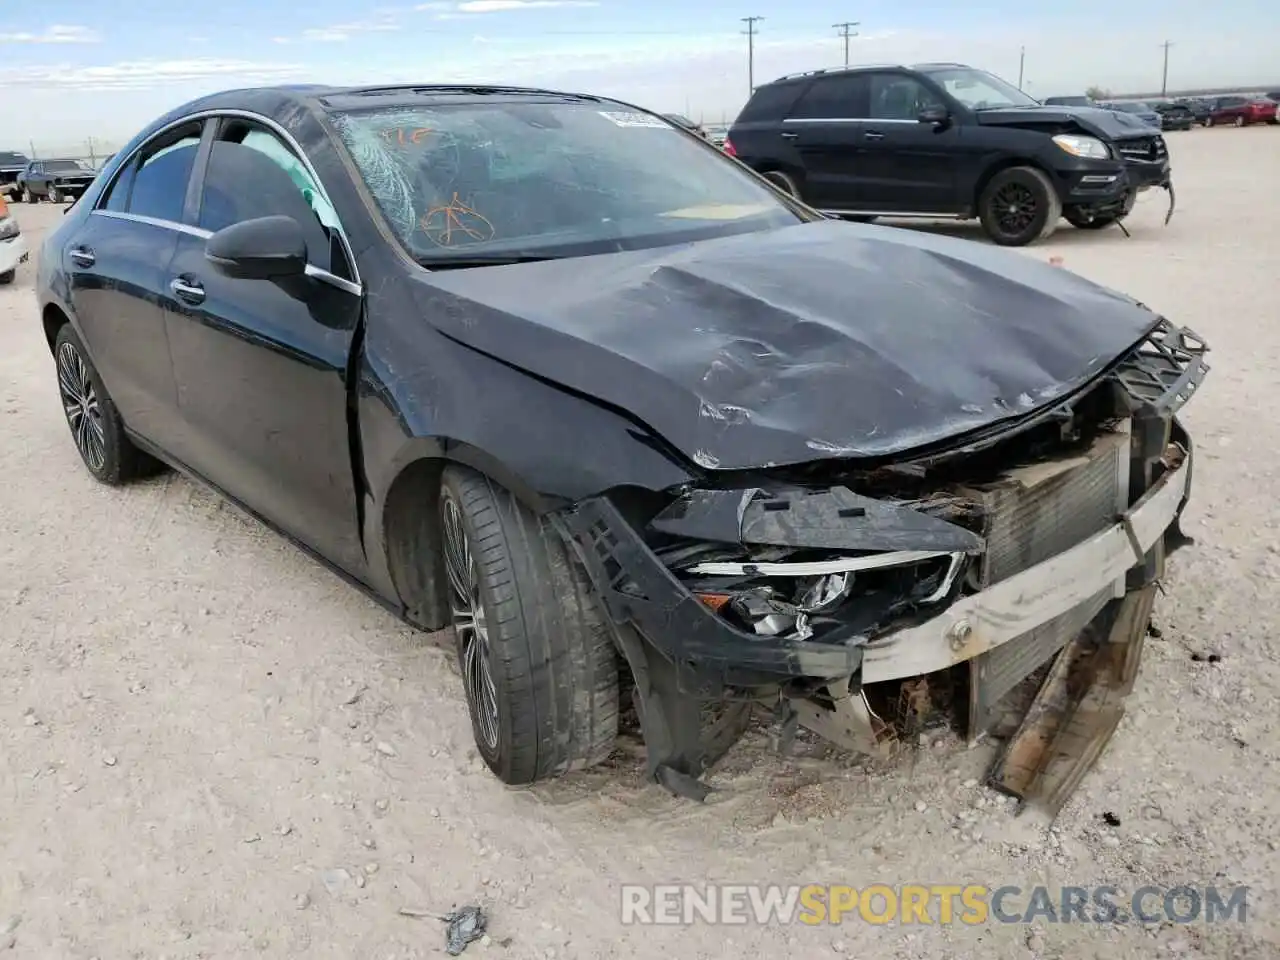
[978,166,1061,247]
[21,186,32,203]
[762,170,799,198]
[48,185,62,203]
[1205,116,1214,127]
[53,325,163,484]
[439,465,619,785]
[0,270,14,286]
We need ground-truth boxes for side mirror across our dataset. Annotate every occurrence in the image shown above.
[918,107,950,125]
[205,215,307,280]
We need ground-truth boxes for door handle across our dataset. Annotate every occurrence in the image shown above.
[68,246,95,267]
[864,130,886,141]
[780,131,799,140]
[169,277,205,305]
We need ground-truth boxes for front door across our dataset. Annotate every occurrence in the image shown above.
[853,72,962,214]
[62,123,205,448]
[161,117,366,574]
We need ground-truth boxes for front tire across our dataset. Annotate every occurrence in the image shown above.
[0,270,14,285]
[53,325,160,484]
[978,166,1061,247]
[439,466,619,785]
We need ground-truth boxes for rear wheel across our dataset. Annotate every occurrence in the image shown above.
[20,186,33,203]
[53,325,161,484]
[439,465,619,785]
[762,170,799,197]
[1205,116,1214,127]
[0,270,14,285]
[978,166,1061,247]
[47,185,62,203]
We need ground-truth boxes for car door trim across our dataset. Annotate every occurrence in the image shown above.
[97,107,363,293]
[91,210,363,297]
[783,118,917,124]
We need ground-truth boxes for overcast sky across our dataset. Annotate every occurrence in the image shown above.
[2,0,1274,150]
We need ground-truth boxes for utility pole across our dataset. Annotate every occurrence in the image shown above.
[1017,45,1025,90]
[741,16,763,95]
[1159,40,1174,96]
[833,21,859,67]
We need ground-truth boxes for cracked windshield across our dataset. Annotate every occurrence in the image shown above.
[330,101,799,261]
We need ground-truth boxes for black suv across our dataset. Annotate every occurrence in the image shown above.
[726,62,1173,246]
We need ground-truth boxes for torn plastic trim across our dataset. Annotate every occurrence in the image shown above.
[683,549,958,577]
[649,484,983,554]
[1111,317,1209,418]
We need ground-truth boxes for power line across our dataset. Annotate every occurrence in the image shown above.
[1160,40,1174,97]
[832,21,859,68]
[741,16,763,96]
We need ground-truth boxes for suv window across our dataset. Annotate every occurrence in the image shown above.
[788,73,870,120]
[101,125,203,221]
[868,74,944,120]
[739,82,807,122]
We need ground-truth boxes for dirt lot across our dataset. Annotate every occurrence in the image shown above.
[3,126,1279,960]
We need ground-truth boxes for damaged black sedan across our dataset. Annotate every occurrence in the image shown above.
[35,83,1210,812]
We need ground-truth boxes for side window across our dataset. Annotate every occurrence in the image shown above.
[788,74,871,120]
[197,139,335,272]
[868,74,944,121]
[199,120,350,277]
[100,125,203,222]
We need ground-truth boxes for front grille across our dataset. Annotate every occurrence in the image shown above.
[1117,135,1167,163]
[963,429,1127,588]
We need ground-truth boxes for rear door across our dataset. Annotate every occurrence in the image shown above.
[62,121,205,449]
[854,71,963,214]
[780,72,870,210]
[161,115,365,572]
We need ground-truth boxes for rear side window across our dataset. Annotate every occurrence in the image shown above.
[99,124,202,222]
[737,81,807,122]
[788,73,870,120]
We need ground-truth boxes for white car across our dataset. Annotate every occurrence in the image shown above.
[0,194,29,285]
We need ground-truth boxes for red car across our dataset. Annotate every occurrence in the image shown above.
[1204,95,1277,127]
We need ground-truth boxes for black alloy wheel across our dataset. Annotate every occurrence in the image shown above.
[978,166,1061,247]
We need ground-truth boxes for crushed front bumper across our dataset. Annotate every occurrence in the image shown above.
[560,320,1208,806]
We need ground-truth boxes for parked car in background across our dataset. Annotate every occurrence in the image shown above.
[1100,101,1162,128]
[1152,101,1195,131]
[16,158,96,202]
[703,123,729,147]
[0,191,29,285]
[1204,95,1277,126]
[725,62,1173,245]
[1176,98,1212,124]
[661,113,710,139]
[33,82,1207,810]
[1043,95,1096,107]
[0,150,30,198]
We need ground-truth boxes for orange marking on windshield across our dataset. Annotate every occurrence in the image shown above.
[421,193,496,247]
[379,127,434,146]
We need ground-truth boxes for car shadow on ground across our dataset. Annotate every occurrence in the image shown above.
[876,218,1160,248]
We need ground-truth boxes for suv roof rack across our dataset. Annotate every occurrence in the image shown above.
[771,63,905,83]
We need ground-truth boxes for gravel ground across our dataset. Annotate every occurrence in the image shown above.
[2,126,1278,960]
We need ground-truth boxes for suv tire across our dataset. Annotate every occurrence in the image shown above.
[978,166,1061,247]
[762,170,799,198]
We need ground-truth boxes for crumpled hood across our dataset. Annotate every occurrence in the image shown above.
[976,104,1157,140]
[410,219,1160,471]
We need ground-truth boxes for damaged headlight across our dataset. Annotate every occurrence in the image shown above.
[649,486,983,643]
[1052,134,1111,160]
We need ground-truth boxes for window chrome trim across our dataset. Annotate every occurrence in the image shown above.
[102,106,362,291]
[783,117,918,124]
[90,210,363,297]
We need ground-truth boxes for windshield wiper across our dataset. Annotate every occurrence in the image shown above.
[416,253,561,269]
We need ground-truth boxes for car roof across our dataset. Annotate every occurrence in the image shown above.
[764,61,976,86]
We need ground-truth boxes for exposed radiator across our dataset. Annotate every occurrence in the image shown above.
[964,427,1129,588]
[961,426,1131,738]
